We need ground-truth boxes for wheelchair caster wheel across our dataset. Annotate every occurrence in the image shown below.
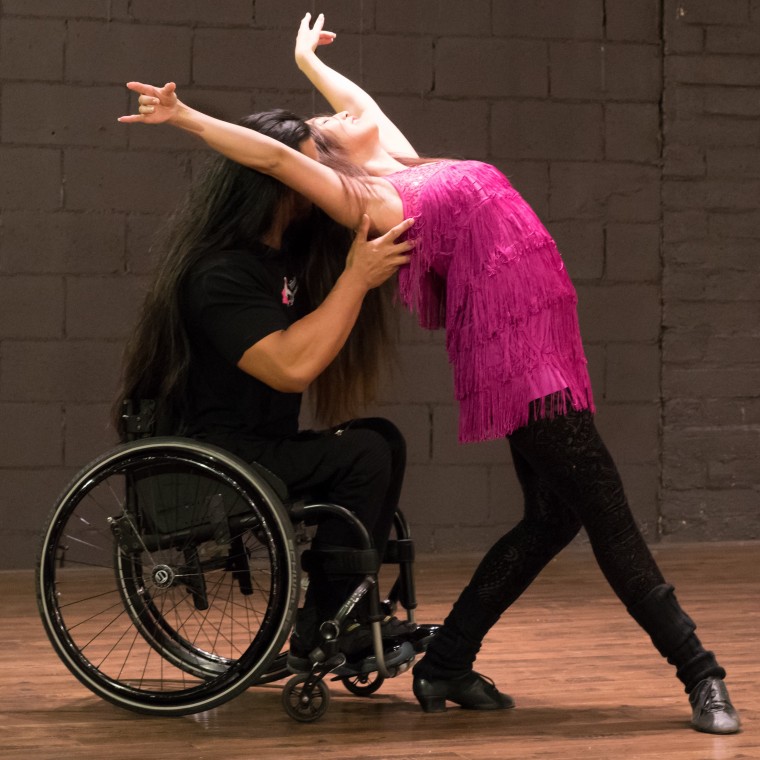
[340,672,385,696]
[282,674,330,722]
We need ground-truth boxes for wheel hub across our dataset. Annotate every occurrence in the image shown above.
[151,563,176,589]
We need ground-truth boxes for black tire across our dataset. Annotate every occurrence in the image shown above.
[36,438,299,716]
[282,674,330,722]
[340,672,385,696]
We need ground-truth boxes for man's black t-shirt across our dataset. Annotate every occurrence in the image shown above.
[181,244,302,458]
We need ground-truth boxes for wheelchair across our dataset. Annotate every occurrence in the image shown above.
[36,400,424,722]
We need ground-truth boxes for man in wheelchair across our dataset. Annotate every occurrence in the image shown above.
[115,109,428,677]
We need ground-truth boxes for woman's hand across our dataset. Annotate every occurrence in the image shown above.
[345,215,414,290]
[295,12,336,65]
[118,81,180,124]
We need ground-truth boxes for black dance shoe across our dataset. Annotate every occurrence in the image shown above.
[689,677,741,734]
[413,670,515,713]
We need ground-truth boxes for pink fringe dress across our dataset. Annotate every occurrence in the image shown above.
[384,160,595,443]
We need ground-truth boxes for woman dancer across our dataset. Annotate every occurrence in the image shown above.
[117,12,740,734]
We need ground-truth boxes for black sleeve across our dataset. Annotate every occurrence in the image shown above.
[183,254,290,366]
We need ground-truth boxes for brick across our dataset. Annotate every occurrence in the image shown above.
[126,214,166,275]
[576,283,661,342]
[0,275,64,338]
[666,332,760,367]
[594,402,660,464]
[0,403,63,466]
[606,223,661,281]
[378,343,453,404]
[193,29,302,89]
[361,36,434,95]
[129,0,253,25]
[66,275,149,339]
[664,21,705,53]
[672,0,751,26]
[2,83,127,147]
[662,179,760,211]
[605,44,663,101]
[605,0,661,42]
[665,397,760,426]
[0,147,61,210]
[706,147,760,179]
[605,103,660,163]
[254,0,315,28]
[708,458,760,489]
[377,96,489,160]
[491,101,604,161]
[256,0,374,32]
[706,26,760,54]
[401,463,490,527]
[0,211,125,275]
[663,211,708,242]
[0,468,77,569]
[549,220,605,280]
[0,18,65,80]
[67,21,192,84]
[435,38,548,98]
[549,42,606,100]
[607,343,661,402]
[660,490,760,542]
[701,87,760,117]
[1,0,130,17]
[377,0,490,35]
[666,117,760,149]
[664,367,760,398]
[493,0,603,39]
[664,301,760,332]
[550,163,661,222]
[64,403,118,467]
[709,209,760,238]
[0,340,124,402]
[663,144,706,178]
[663,239,757,270]
[431,404,508,466]
[64,148,191,213]
[664,269,760,302]
[666,55,760,87]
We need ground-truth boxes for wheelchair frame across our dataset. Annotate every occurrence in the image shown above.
[35,402,420,722]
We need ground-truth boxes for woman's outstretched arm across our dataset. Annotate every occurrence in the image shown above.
[118,81,365,228]
[295,12,418,158]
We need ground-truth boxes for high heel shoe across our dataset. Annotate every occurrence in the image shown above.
[413,670,515,713]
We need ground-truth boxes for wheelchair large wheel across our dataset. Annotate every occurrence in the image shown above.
[36,438,299,716]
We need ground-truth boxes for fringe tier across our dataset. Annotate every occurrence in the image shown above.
[386,160,595,442]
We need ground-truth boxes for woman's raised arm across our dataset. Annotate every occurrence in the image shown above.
[294,12,418,158]
[118,81,366,229]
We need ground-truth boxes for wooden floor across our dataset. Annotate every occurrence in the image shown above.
[3,542,758,760]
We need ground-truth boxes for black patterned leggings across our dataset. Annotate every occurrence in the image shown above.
[424,406,668,667]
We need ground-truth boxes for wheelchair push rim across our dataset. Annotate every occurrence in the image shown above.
[36,438,299,716]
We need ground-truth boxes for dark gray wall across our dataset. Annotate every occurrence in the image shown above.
[1,0,758,568]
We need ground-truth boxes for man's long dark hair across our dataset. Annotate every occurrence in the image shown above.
[114,109,394,437]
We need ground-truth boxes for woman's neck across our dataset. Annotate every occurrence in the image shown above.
[356,144,408,176]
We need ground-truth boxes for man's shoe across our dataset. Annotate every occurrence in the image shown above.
[413,670,515,713]
[380,616,440,651]
[689,677,741,734]
[287,619,414,675]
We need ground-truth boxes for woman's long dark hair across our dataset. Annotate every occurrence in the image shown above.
[114,109,395,437]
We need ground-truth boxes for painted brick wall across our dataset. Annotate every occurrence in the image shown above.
[0,0,757,568]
